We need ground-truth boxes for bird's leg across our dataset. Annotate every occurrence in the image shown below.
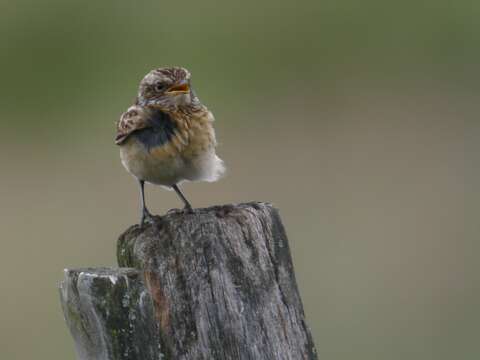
[138,179,153,225]
[172,184,193,212]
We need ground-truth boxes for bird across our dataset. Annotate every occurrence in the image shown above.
[115,67,225,225]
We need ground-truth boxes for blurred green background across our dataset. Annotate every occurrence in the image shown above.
[0,0,473,359]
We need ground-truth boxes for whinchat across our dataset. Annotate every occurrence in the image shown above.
[115,67,225,225]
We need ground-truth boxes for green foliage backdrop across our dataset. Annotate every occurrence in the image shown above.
[0,1,474,359]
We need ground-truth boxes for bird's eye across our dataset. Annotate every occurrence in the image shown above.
[154,82,166,92]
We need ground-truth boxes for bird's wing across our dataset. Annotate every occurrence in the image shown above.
[115,106,150,145]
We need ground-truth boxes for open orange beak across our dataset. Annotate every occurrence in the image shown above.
[166,81,190,95]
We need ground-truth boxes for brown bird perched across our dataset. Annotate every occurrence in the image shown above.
[115,67,225,225]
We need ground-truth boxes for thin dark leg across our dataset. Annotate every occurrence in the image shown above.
[139,180,153,225]
[172,184,193,211]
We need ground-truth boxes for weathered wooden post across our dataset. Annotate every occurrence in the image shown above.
[60,202,318,360]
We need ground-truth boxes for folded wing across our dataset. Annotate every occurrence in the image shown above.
[115,106,151,145]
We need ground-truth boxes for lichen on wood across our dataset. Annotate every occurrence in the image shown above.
[60,268,160,360]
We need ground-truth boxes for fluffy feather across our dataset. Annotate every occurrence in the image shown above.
[117,104,225,187]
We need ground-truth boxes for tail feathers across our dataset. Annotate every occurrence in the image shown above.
[198,154,225,182]
[203,155,225,182]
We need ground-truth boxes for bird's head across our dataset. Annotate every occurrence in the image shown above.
[136,67,198,110]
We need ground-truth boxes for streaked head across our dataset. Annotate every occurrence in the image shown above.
[136,67,198,110]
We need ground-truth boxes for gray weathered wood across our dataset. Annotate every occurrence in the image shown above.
[60,202,318,360]
[59,268,160,360]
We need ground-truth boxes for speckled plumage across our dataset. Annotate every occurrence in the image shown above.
[115,67,225,223]
[117,104,223,186]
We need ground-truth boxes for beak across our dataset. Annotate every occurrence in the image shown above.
[166,80,190,95]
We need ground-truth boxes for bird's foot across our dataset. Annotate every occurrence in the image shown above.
[166,208,181,215]
[167,205,194,215]
[140,209,155,227]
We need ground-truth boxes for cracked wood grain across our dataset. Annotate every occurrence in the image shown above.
[60,202,318,360]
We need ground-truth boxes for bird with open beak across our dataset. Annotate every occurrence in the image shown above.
[115,67,225,225]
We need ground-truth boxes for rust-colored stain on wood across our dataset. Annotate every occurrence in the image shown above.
[144,270,170,331]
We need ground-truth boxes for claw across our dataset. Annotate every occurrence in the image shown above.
[167,205,194,215]
[140,209,155,227]
[166,208,182,215]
